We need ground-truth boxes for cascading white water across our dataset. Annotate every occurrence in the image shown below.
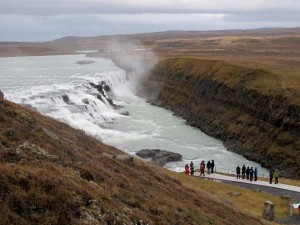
[0,54,269,175]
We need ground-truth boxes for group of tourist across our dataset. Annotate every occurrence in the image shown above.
[236,165,258,181]
[185,160,215,176]
[236,165,280,184]
[269,169,280,184]
[185,161,281,185]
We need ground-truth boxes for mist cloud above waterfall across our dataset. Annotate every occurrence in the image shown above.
[102,40,158,94]
[0,0,299,41]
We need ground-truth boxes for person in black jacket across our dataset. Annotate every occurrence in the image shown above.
[269,170,274,184]
[236,166,241,179]
[190,161,194,176]
[211,160,215,173]
[246,166,250,180]
[249,167,254,181]
[207,160,211,175]
[242,165,246,179]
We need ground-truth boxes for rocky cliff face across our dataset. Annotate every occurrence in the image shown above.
[143,58,300,178]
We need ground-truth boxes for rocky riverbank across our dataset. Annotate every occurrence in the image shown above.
[142,58,300,179]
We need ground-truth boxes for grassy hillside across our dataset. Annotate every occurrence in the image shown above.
[0,99,268,225]
[144,58,300,179]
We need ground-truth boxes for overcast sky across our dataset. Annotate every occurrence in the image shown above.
[1,0,300,41]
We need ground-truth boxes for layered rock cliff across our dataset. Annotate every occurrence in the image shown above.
[143,58,300,179]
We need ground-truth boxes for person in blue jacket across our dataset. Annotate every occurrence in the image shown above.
[254,167,258,181]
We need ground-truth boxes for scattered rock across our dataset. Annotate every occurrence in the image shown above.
[120,111,130,116]
[262,201,275,221]
[89,180,101,189]
[62,95,75,105]
[228,192,241,197]
[17,141,58,161]
[102,153,116,159]
[3,127,18,140]
[90,82,122,109]
[42,128,61,142]
[0,90,4,100]
[82,99,89,104]
[281,195,293,201]
[116,154,134,165]
[136,149,182,166]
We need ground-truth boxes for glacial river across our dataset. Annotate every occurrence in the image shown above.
[0,54,268,175]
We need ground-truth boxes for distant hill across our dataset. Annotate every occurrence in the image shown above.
[53,27,300,43]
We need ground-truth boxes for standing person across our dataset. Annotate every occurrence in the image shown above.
[254,167,258,181]
[190,161,194,176]
[207,160,211,175]
[246,166,250,180]
[200,161,205,176]
[269,170,274,184]
[274,169,279,184]
[185,164,189,175]
[249,167,254,181]
[236,165,241,179]
[242,165,246,179]
[211,160,215,173]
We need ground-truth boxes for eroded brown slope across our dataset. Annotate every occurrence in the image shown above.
[0,99,264,225]
[143,58,300,179]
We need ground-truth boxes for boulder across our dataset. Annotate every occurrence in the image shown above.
[62,95,75,105]
[116,154,134,165]
[262,201,274,221]
[0,90,4,100]
[120,111,130,116]
[136,149,182,166]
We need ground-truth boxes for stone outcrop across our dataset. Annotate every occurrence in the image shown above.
[1,141,58,163]
[136,149,182,166]
[262,201,275,221]
[89,82,121,109]
[143,58,300,178]
[17,141,58,161]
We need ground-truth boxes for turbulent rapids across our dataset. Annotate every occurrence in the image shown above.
[0,54,268,175]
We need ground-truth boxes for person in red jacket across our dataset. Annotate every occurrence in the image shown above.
[200,161,205,176]
[185,164,190,175]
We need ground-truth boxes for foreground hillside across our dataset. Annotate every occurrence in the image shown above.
[0,98,265,225]
[143,58,300,179]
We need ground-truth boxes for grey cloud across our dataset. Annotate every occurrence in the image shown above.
[224,12,300,23]
[1,0,299,41]
[1,13,299,42]
[1,0,300,15]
